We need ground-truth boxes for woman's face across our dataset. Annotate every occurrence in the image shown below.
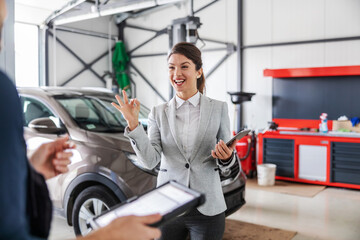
[168,53,202,98]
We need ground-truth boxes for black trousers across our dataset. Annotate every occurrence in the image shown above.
[159,209,225,240]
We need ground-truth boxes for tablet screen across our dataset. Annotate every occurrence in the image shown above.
[94,183,196,228]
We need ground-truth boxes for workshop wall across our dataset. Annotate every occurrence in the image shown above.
[242,0,360,130]
[47,16,118,88]
[47,0,360,132]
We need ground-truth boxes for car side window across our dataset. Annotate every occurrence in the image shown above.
[20,96,56,127]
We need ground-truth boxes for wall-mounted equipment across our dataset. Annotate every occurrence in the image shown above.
[169,16,201,46]
[227,91,255,105]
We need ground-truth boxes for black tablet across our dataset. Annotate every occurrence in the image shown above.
[226,129,251,147]
[202,129,251,163]
[88,181,205,230]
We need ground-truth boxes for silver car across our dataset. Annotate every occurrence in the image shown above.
[18,87,246,236]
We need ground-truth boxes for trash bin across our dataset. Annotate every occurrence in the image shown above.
[257,163,276,186]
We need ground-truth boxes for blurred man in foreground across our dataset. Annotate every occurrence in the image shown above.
[0,1,161,239]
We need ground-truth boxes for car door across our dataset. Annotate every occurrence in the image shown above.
[20,95,72,207]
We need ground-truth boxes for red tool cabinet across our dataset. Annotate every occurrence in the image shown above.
[260,66,360,190]
[258,122,360,190]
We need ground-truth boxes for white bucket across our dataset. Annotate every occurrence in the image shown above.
[257,164,276,186]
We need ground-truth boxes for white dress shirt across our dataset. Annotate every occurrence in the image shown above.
[175,92,200,161]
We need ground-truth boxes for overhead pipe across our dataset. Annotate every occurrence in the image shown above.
[45,0,86,26]
[54,26,118,40]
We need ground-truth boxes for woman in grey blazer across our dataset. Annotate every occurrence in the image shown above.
[112,42,237,240]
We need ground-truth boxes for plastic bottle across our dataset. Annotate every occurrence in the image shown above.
[319,113,328,133]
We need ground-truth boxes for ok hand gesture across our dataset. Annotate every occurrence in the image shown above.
[112,90,140,131]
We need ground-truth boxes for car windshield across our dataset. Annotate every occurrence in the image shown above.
[55,95,149,133]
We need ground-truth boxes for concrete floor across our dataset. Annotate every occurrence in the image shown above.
[49,215,75,240]
[49,185,360,240]
[228,186,360,240]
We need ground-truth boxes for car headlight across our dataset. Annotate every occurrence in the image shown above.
[124,152,158,176]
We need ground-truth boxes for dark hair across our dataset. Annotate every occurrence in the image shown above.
[168,42,205,94]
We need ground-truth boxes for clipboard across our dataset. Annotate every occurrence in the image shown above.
[88,181,205,229]
[202,129,251,163]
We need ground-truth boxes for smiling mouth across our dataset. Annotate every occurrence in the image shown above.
[174,79,185,85]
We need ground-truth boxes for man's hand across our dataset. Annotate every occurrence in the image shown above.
[29,135,75,180]
[80,214,162,240]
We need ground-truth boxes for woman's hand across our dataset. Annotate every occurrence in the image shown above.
[211,139,237,162]
[112,90,141,131]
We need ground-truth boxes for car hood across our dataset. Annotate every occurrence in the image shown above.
[85,131,134,153]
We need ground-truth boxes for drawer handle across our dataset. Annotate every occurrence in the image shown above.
[320,140,329,144]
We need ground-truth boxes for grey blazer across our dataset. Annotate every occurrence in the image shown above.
[125,94,232,216]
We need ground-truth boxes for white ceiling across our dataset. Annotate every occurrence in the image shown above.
[15,0,71,25]
[14,0,184,26]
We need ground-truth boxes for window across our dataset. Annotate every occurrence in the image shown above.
[56,97,126,132]
[20,96,56,127]
[15,23,39,87]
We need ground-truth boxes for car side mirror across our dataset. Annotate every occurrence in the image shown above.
[28,117,66,134]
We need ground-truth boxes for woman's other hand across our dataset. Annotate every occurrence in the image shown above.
[211,139,236,161]
[112,90,140,131]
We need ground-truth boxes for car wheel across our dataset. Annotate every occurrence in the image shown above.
[72,185,119,236]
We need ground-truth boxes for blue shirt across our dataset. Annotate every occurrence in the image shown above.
[0,70,43,239]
